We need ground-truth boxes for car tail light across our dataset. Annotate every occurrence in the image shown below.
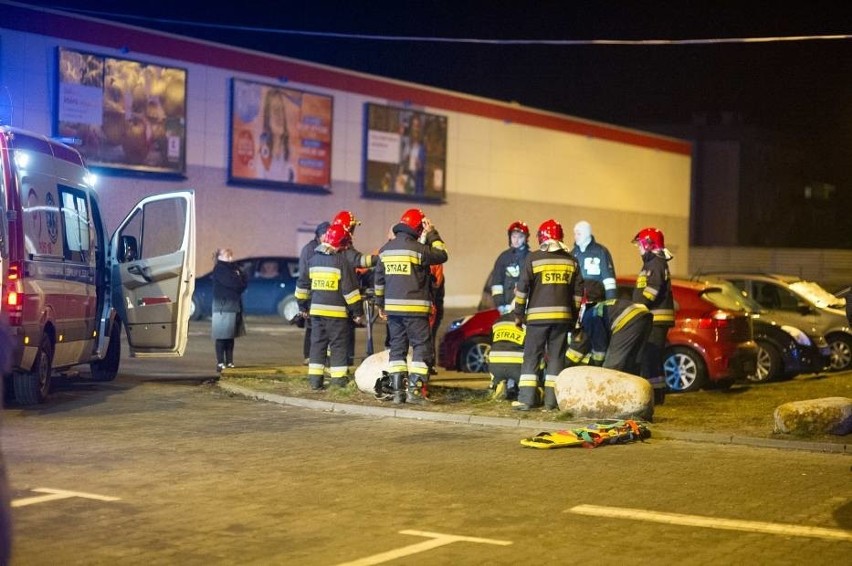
[697,311,731,329]
[4,261,24,326]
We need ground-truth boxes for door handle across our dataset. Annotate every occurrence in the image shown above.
[128,264,153,282]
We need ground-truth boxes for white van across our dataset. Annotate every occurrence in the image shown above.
[0,126,195,404]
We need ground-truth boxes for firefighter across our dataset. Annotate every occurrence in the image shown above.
[331,210,378,365]
[572,220,618,299]
[488,307,525,401]
[632,226,675,405]
[566,280,653,375]
[489,221,530,314]
[295,224,364,390]
[374,208,448,404]
[513,219,583,411]
[297,221,330,364]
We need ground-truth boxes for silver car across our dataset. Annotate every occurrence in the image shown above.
[699,273,851,371]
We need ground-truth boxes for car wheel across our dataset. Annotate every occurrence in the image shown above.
[747,340,782,383]
[13,334,54,405]
[278,295,300,321]
[827,333,852,371]
[663,346,707,393]
[189,296,204,321]
[90,319,122,382]
[459,337,490,373]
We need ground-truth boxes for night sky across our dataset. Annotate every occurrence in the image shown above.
[20,1,852,183]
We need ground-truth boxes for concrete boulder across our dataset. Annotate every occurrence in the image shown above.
[554,366,654,421]
[353,350,413,394]
[773,397,852,436]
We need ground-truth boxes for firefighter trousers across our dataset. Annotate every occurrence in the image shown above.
[640,325,670,390]
[517,322,571,408]
[603,311,653,375]
[387,316,432,383]
[308,316,352,387]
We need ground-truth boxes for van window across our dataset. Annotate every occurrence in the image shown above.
[118,197,187,260]
[59,186,91,263]
[21,182,62,258]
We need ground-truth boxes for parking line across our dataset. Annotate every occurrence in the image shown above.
[567,504,852,542]
[337,530,512,565]
[12,488,121,508]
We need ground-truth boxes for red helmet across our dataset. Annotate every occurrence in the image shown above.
[507,221,530,237]
[399,208,425,234]
[321,224,352,249]
[332,210,361,234]
[537,219,564,244]
[632,227,665,251]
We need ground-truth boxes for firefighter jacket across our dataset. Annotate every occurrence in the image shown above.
[572,236,617,299]
[633,251,675,326]
[488,313,525,365]
[374,224,448,317]
[342,246,377,270]
[567,299,651,365]
[297,236,322,309]
[295,244,363,318]
[490,245,529,309]
[513,243,584,326]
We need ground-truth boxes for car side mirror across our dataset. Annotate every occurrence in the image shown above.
[796,302,812,315]
[120,235,138,263]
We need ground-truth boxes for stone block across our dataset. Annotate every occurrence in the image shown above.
[554,366,654,421]
[773,397,852,436]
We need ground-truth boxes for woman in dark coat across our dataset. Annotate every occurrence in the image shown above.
[211,248,248,373]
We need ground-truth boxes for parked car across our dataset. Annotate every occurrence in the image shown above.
[697,272,851,371]
[190,256,301,321]
[696,279,831,382]
[438,277,759,393]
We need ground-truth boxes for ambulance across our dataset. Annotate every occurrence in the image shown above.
[0,126,195,405]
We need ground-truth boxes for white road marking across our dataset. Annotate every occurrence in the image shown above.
[12,488,121,508]
[337,529,512,565]
[567,504,852,542]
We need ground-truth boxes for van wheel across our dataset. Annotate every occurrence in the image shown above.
[663,346,707,393]
[90,320,122,382]
[14,334,54,405]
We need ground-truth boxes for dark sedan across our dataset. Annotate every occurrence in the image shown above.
[190,256,301,321]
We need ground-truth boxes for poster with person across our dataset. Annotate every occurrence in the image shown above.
[229,78,333,191]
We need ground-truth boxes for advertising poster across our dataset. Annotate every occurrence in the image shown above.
[229,78,333,191]
[56,47,187,176]
[363,103,447,202]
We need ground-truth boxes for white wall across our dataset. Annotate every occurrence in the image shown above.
[1,14,691,308]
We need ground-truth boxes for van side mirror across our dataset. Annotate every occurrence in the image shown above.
[120,235,138,263]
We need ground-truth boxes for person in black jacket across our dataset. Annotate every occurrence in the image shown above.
[211,248,248,374]
[298,221,330,363]
[632,227,675,405]
[375,208,448,404]
[489,221,530,314]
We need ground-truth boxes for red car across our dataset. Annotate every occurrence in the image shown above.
[438,277,759,392]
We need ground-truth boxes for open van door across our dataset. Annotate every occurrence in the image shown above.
[110,190,195,357]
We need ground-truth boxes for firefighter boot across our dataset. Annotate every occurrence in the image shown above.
[309,375,324,391]
[407,376,428,405]
[390,372,407,404]
[654,386,666,405]
[543,386,558,411]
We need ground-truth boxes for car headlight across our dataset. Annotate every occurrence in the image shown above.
[781,325,812,347]
[447,316,472,332]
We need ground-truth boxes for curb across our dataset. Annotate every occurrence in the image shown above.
[218,382,850,454]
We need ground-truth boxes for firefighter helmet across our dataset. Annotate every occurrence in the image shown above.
[632,227,665,251]
[321,224,351,249]
[537,219,564,244]
[399,208,426,234]
[507,221,530,245]
[332,210,361,234]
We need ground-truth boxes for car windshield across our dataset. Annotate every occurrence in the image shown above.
[788,280,846,309]
[700,282,760,313]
